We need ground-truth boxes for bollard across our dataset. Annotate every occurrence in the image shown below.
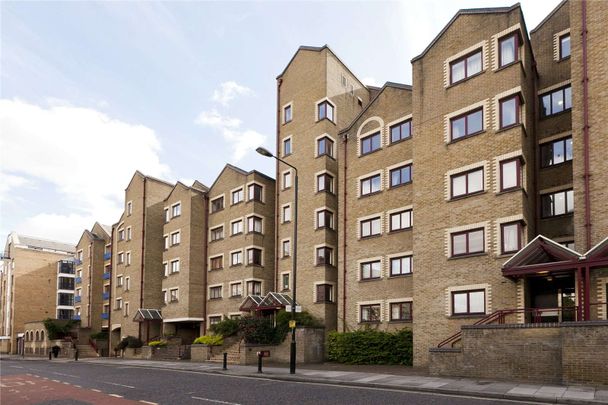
[49,351,52,360]
[74,349,79,361]
[257,352,263,373]
[223,352,227,370]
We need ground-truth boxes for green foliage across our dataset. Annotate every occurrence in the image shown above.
[193,335,224,346]
[116,335,144,351]
[239,317,278,344]
[209,318,239,337]
[148,340,168,347]
[90,331,108,340]
[274,310,323,342]
[43,318,77,340]
[327,328,413,365]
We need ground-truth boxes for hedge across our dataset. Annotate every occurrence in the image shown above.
[209,318,239,337]
[327,328,412,365]
[193,335,224,346]
[148,340,168,347]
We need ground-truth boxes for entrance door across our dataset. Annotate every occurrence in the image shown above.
[528,274,575,323]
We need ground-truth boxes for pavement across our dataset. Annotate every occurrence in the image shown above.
[2,355,607,404]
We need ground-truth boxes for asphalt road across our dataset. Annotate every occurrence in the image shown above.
[0,359,542,405]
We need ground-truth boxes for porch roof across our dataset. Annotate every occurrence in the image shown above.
[133,309,162,322]
[239,292,297,312]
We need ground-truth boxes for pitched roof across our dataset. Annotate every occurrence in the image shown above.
[411,3,521,62]
[5,232,75,254]
[530,0,568,34]
[502,234,580,269]
[208,163,274,192]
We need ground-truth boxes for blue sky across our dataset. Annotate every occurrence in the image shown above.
[0,0,561,243]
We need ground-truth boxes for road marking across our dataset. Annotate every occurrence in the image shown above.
[191,397,241,405]
[109,394,123,398]
[102,381,135,389]
[139,401,158,405]
[91,388,101,392]
[62,382,70,385]
[52,380,61,383]
[53,371,79,378]
[10,366,24,369]
[74,385,82,388]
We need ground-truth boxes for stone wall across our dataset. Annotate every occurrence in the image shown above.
[429,321,608,385]
[241,328,325,365]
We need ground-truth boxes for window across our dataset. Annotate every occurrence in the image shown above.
[541,137,573,167]
[360,260,381,280]
[389,165,412,187]
[390,120,411,143]
[116,298,123,310]
[162,290,167,304]
[316,246,333,266]
[283,171,292,189]
[248,184,263,202]
[209,316,222,325]
[361,132,381,155]
[118,229,125,241]
[317,173,334,193]
[232,188,244,205]
[210,256,223,270]
[172,203,181,218]
[450,108,483,140]
[499,33,519,67]
[247,216,263,234]
[316,284,333,303]
[541,189,574,218]
[117,252,124,264]
[125,277,130,291]
[169,288,179,302]
[170,259,180,274]
[124,302,130,316]
[247,248,262,266]
[210,226,224,241]
[231,220,243,235]
[451,228,485,257]
[126,227,132,241]
[282,274,290,291]
[163,235,169,250]
[389,210,412,232]
[316,210,334,229]
[283,137,292,156]
[390,302,412,321]
[164,208,170,223]
[282,205,292,222]
[282,240,291,257]
[209,286,222,300]
[450,49,482,84]
[125,252,131,266]
[117,275,123,287]
[317,100,334,122]
[360,174,381,196]
[499,95,520,129]
[501,222,522,254]
[452,290,485,315]
[231,251,243,266]
[211,196,224,213]
[247,281,262,296]
[230,283,242,297]
[317,136,334,157]
[560,241,575,250]
[451,168,484,198]
[360,217,381,238]
[284,105,292,123]
[170,231,180,246]
[500,159,521,191]
[163,262,169,277]
[127,201,132,216]
[540,86,572,117]
[390,256,412,276]
[360,304,381,322]
[560,33,570,59]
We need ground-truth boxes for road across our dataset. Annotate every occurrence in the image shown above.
[0,359,542,405]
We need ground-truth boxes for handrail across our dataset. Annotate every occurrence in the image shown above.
[89,338,98,353]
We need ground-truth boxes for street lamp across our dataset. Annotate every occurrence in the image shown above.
[256,146,298,374]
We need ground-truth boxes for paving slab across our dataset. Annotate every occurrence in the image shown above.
[507,386,540,396]
[563,390,595,400]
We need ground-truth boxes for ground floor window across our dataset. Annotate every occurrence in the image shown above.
[209,316,222,325]
[452,290,485,315]
[390,302,412,321]
[360,304,381,322]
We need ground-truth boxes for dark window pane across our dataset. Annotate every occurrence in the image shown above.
[542,95,551,117]
[564,86,572,110]
[565,138,573,161]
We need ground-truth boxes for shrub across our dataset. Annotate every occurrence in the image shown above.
[148,340,168,347]
[116,335,144,350]
[90,331,108,340]
[193,335,224,346]
[327,328,413,365]
[209,318,239,337]
[274,310,323,342]
[238,317,277,344]
[43,318,77,340]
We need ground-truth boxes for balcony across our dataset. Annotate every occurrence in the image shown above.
[75,277,82,284]
[75,296,81,303]
[103,252,112,261]
[73,315,81,321]
[101,313,109,320]
[102,272,111,280]
[74,259,82,265]
[102,292,110,300]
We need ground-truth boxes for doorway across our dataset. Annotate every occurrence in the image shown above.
[527,274,575,322]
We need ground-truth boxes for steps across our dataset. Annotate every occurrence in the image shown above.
[76,344,99,358]
[208,340,241,364]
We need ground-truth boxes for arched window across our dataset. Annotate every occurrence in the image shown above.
[40,331,45,341]
[35,331,39,341]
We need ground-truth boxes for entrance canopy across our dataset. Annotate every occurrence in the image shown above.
[133,309,162,322]
[239,292,297,312]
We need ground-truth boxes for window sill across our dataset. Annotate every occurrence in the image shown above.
[496,187,522,196]
[316,226,336,232]
[388,228,412,235]
[389,273,413,278]
[358,321,381,325]
[245,264,263,268]
[359,234,383,241]
[558,55,571,63]
[541,212,574,220]
[210,208,225,214]
[231,201,243,207]
[281,255,291,260]
[282,120,292,126]
[246,199,265,205]
[359,278,382,283]
[230,264,243,268]
[315,263,335,268]
[359,190,382,199]
[231,232,243,237]
[282,220,292,225]
[282,152,292,158]
[247,231,264,236]
[495,59,520,73]
[316,190,336,197]
[389,320,413,324]
[449,190,486,202]
[209,298,222,301]
[446,70,485,89]
[449,314,486,319]
[388,137,412,147]
[209,268,223,272]
[448,252,487,260]
[496,123,523,134]
[540,160,573,170]
[314,301,335,304]
[359,148,383,158]
[209,238,224,243]
[229,295,242,299]
[316,117,336,126]
[447,130,486,145]
[389,182,412,190]
[540,109,571,120]
[316,153,336,161]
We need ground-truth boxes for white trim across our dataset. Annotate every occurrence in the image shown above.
[230,217,245,235]
[246,180,265,203]
[282,101,293,124]
[281,203,292,223]
[280,271,291,291]
[445,221,490,258]
[444,99,489,143]
[553,28,570,61]
[444,160,488,200]
[282,135,293,157]
[357,169,384,197]
[209,224,225,241]
[314,133,336,157]
[314,169,336,193]
[230,186,245,205]
[444,40,488,87]
[538,79,571,96]
[313,281,336,303]
[493,150,524,193]
[314,206,335,230]
[315,97,336,123]
[357,212,384,239]
[445,284,492,316]
[229,249,244,266]
[494,215,526,256]
[163,317,206,323]
[313,243,336,266]
[207,314,224,324]
[357,300,384,323]
[356,256,384,280]
[281,169,293,190]
[491,23,523,71]
[356,116,384,156]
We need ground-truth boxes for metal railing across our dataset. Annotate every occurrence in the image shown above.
[102,272,111,280]
[75,277,82,284]
[102,292,110,300]
[101,313,109,320]
[103,252,112,261]
[74,296,81,303]
[437,303,607,348]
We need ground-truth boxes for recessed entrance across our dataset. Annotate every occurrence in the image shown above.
[527,274,575,322]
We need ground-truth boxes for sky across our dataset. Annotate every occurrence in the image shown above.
[0,0,561,244]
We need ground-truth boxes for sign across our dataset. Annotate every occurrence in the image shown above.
[285,305,302,313]
[289,320,296,329]
[257,350,271,358]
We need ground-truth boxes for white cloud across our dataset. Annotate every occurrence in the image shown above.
[0,98,172,241]
[195,109,265,162]
[362,77,381,87]
[17,213,97,244]
[0,172,33,202]
[211,81,253,107]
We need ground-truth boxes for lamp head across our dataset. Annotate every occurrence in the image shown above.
[256,147,274,157]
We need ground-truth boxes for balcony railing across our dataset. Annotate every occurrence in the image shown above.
[102,272,111,280]
[102,292,110,300]
[74,259,82,265]
[101,313,109,320]
[74,296,81,303]
[75,277,82,284]
[103,252,112,261]
[73,315,81,321]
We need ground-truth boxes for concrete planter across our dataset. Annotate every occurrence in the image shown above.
[122,347,143,359]
[190,344,212,362]
[242,328,325,365]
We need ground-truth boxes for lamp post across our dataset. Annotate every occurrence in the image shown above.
[256,146,298,374]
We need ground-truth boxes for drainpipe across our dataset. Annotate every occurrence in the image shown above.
[274,78,282,292]
[341,133,348,332]
[138,177,147,341]
[581,0,592,251]
[88,241,93,328]
[202,195,209,335]
[576,266,583,320]
[108,227,114,351]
